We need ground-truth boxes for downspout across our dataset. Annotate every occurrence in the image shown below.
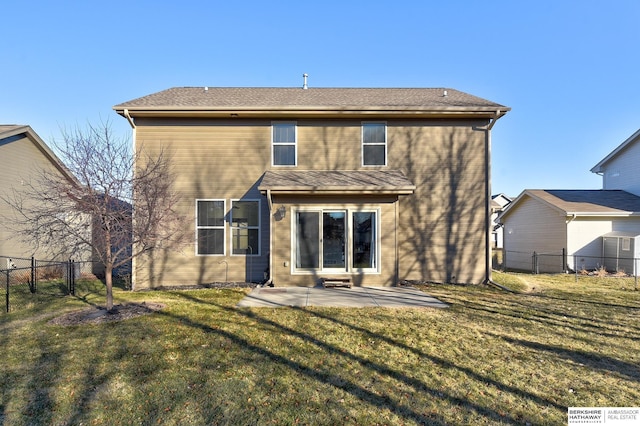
[265,190,274,286]
[395,198,399,285]
[124,108,136,130]
[123,109,137,290]
[565,213,577,273]
[480,110,512,290]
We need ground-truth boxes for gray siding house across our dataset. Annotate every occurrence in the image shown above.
[591,128,640,196]
[500,189,640,273]
[501,127,640,274]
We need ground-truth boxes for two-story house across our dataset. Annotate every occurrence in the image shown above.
[114,86,509,289]
[591,128,640,195]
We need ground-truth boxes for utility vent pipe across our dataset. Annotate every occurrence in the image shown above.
[302,73,308,89]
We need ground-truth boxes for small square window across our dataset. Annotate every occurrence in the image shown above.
[622,237,631,251]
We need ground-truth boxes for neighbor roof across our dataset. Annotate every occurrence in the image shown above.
[258,170,415,195]
[501,189,640,219]
[114,87,509,119]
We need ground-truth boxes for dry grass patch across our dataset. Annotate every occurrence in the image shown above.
[1,275,639,425]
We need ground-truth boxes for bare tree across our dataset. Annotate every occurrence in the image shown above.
[3,121,186,311]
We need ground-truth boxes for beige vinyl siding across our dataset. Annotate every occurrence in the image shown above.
[0,133,68,259]
[133,119,271,288]
[296,121,361,170]
[390,120,489,284]
[602,140,640,197]
[502,196,567,272]
[132,117,493,287]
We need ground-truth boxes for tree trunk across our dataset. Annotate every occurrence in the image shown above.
[105,264,114,312]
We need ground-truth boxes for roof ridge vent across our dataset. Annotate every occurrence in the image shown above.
[302,73,308,90]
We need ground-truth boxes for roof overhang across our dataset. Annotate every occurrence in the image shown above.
[258,170,416,196]
[498,189,640,223]
[114,106,507,121]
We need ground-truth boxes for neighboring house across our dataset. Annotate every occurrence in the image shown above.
[91,195,133,279]
[114,86,509,289]
[491,193,512,248]
[0,125,84,261]
[499,189,640,273]
[591,128,640,196]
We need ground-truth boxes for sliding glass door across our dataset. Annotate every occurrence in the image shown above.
[294,209,378,273]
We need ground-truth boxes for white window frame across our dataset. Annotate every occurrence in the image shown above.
[272,121,297,166]
[361,122,387,167]
[351,209,379,272]
[230,199,261,256]
[195,199,226,256]
[291,207,381,274]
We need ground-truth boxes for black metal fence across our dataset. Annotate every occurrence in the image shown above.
[1,255,94,313]
[499,249,640,282]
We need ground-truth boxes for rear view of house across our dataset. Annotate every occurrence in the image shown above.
[114,85,509,289]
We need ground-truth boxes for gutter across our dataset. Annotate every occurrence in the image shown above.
[123,109,136,129]
[113,107,506,120]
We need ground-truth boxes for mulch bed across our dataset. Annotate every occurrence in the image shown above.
[48,302,165,326]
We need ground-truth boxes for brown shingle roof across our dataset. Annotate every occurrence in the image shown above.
[114,87,508,112]
[518,190,640,216]
[258,170,415,195]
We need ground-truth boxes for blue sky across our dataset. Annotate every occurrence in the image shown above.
[3,0,639,197]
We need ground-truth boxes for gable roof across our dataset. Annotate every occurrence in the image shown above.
[500,189,640,220]
[0,125,79,186]
[258,170,415,195]
[591,128,640,174]
[114,87,509,119]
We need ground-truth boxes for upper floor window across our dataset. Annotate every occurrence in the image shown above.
[272,122,296,166]
[362,123,387,166]
[196,199,225,255]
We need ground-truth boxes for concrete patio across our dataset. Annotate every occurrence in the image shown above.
[236,286,448,308]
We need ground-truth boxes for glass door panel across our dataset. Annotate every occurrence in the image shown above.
[322,212,346,269]
[353,212,376,269]
[296,212,319,268]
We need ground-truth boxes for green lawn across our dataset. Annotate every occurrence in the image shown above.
[1,273,639,425]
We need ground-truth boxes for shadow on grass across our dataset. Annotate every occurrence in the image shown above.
[427,288,640,383]
[494,334,640,382]
[435,292,640,341]
[153,300,448,425]
[171,291,558,424]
